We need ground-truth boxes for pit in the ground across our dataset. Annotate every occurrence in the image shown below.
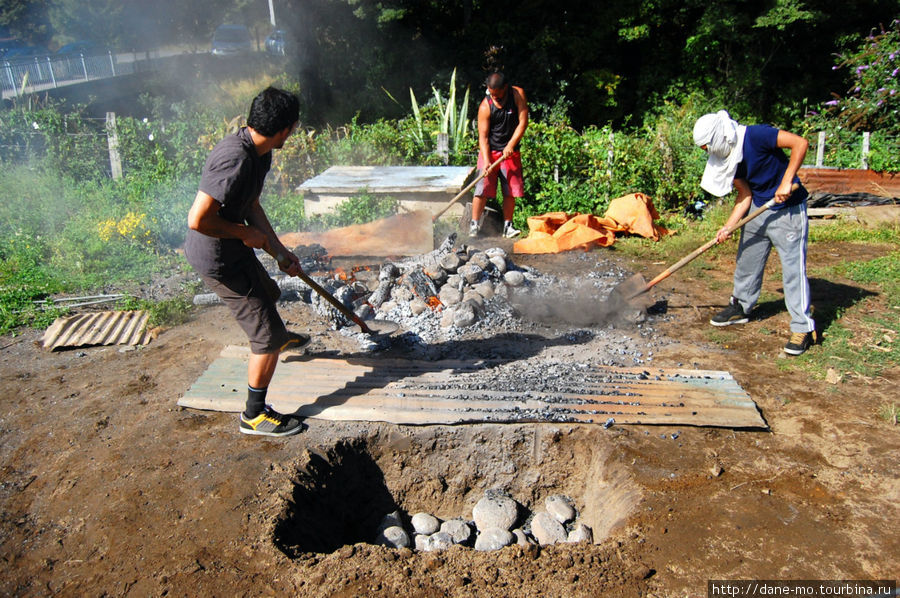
[273,426,642,557]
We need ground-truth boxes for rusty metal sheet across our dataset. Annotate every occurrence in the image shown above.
[278,211,433,257]
[799,167,900,197]
[178,346,767,429]
[41,310,153,351]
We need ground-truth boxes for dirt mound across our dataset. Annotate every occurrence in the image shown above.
[0,238,897,596]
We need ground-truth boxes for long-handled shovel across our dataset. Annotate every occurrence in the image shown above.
[608,196,780,308]
[274,251,399,335]
[431,156,504,222]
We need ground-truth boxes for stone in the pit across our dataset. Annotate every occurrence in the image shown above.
[390,285,415,303]
[545,494,576,524]
[473,280,495,300]
[425,531,454,551]
[378,510,404,531]
[375,525,410,548]
[503,270,525,287]
[451,303,477,328]
[567,523,594,544]
[411,512,440,535]
[439,253,462,273]
[489,255,508,274]
[424,264,447,286]
[409,298,428,315]
[445,274,463,290]
[474,527,514,551]
[462,290,484,309]
[512,528,534,546]
[440,308,456,328]
[472,494,518,531]
[468,252,491,271]
[439,285,462,306]
[378,300,397,314]
[484,247,507,259]
[414,534,429,551]
[439,519,472,544]
[458,264,485,285]
[530,511,567,545]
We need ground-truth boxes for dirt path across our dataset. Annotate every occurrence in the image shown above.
[1,238,897,596]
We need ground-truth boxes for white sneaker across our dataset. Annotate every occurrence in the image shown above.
[468,220,480,237]
[503,221,521,238]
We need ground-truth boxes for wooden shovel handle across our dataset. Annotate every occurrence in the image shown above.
[275,252,373,334]
[431,156,505,222]
[641,197,779,292]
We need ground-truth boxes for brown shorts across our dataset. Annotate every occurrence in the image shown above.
[200,258,289,354]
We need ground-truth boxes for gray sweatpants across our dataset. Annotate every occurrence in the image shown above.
[732,202,815,333]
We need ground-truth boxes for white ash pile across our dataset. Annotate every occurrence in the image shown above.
[192,235,652,349]
[373,490,593,552]
[279,234,536,344]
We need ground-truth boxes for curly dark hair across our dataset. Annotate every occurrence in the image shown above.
[247,87,300,136]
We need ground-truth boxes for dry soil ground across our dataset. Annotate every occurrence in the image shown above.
[1,235,897,597]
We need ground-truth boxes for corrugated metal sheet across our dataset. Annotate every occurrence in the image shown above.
[799,167,900,197]
[41,310,153,351]
[178,346,767,429]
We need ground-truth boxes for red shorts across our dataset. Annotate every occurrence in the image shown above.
[474,150,524,198]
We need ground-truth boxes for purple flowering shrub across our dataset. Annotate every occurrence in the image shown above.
[820,20,900,133]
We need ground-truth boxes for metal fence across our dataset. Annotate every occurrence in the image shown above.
[1,51,135,97]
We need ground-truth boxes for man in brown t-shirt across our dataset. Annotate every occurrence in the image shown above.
[186,87,306,437]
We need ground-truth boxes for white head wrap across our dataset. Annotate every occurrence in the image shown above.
[693,110,746,197]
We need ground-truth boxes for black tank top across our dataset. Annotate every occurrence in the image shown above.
[488,88,520,152]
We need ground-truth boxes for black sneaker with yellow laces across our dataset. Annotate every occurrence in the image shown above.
[239,406,304,437]
[710,297,749,327]
[783,331,813,356]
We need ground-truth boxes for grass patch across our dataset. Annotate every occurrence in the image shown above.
[879,402,899,425]
[789,249,899,379]
[117,295,195,328]
[704,329,736,346]
[809,220,900,244]
[614,199,740,267]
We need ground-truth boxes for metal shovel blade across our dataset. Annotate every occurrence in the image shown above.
[364,319,400,336]
[607,273,652,309]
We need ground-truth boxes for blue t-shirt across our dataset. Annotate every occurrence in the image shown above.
[735,124,808,209]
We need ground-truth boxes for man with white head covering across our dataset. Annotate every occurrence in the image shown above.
[694,110,815,355]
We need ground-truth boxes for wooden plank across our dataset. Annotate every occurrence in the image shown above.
[808,207,858,219]
[178,346,766,428]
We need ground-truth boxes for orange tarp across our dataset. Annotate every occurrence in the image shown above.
[513,193,669,254]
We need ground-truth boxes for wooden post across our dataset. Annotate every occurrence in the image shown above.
[607,131,614,177]
[816,131,825,167]
[861,132,870,170]
[436,133,449,165]
[106,112,123,180]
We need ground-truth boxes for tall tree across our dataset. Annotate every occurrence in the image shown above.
[0,0,51,45]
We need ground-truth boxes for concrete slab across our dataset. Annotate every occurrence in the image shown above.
[298,166,475,219]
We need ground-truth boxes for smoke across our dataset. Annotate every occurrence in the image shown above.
[508,279,646,327]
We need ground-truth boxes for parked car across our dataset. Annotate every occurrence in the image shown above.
[211,24,252,56]
[265,29,288,56]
